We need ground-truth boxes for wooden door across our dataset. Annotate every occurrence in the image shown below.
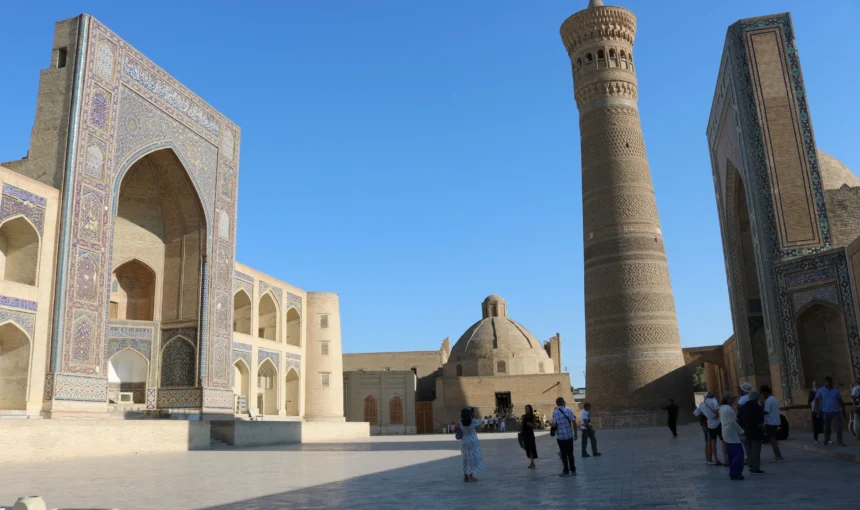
[415,401,433,434]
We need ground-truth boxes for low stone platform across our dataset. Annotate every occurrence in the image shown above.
[0,418,369,463]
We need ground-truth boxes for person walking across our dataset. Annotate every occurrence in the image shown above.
[851,376,860,439]
[738,390,766,475]
[521,405,539,469]
[580,403,601,457]
[719,392,746,480]
[760,386,785,461]
[815,376,847,447]
[808,381,824,444]
[550,397,578,477]
[662,399,679,437]
[457,408,484,482]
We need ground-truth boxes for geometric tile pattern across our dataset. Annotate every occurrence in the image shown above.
[203,388,234,409]
[49,16,240,405]
[257,348,280,371]
[233,277,253,298]
[285,352,301,374]
[232,341,252,352]
[791,284,839,313]
[53,373,107,402]
[234,271,254,282]
[232,349,251,368]
[0,183,46,234]
[156,387,202,409]
[0,306,36,340]
[0,296,38,311]
[287,292,302,314]
[259,281,282,306]
[146,388,156,409]
[785,267,837,289]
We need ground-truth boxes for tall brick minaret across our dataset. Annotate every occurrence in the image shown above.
[560,0,692,414]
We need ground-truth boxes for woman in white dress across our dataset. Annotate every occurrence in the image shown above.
[458,408,484,482]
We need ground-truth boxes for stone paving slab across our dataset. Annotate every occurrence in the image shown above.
[780,434,860,463]
[0,425,857,509]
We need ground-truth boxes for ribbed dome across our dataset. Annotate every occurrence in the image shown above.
[445,296,553,381]
[818,151,860,190]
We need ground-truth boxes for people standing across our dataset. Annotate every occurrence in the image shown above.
[815,376,846,447]
[457,408,484,482]
[808,381,824,444]
[580,403,601,457]
[695,392,725,465]
[760,386,785,461]
[738,382,753,406]
[694,403,710,463]
[550,397,578,477]
[719,392,746,480]
[521,405,539,469]
[738,390,766,475]
[851,376,860,439]
[500,415,507,433]
[662,399,679,438]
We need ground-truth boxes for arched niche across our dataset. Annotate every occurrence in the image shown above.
[258,293,279,341]
[233,359,250,411]
[160,337,196,387]
[796,302,853,387]
[113,148,206,329]
[257,359,278,415]
[0,322,30,410]
[0,217,40,286]
[285,368,300,416]
[111,259,156,321]
[286,307,301,346]
[363,395,378,425]
[107,349,148,404]
[388,394,403,425]
[233,290,252,335]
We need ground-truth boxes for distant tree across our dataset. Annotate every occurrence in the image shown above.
[692,365,707,392]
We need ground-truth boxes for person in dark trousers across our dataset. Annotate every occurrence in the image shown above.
[737,390,766,475]
[550,396,578,476]
[580,403,601,457]
[662,399,679,437]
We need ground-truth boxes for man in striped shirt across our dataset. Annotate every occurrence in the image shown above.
[551,397,578,476]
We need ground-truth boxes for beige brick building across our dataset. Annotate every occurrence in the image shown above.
[344,295,573,432]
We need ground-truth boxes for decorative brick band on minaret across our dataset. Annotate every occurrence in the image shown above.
[560,1,691,413]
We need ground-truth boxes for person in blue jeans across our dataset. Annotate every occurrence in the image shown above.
[551,397,578,477]
[815,376,847,447]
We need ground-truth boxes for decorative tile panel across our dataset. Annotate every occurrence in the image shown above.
[234,277,253,297]
[285,352,301,373]
[232,349,251,367]
[257,348,280,371]
[235,271,254,282]
[1,184,46,234]
[287,292,302,314]
[791,284,839,313]
[156,387,202,408]
[146,388,156,409]
[0,296,37,311]
[53,374,107,402]
[203,388,234,409]
[232,342,252,352]
[259,281,282,306]
[785,267,837,288]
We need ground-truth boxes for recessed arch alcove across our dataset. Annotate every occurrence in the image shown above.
[0,322,31,410]
[0,217,40,286]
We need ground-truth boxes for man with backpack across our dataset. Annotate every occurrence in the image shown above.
[551,397,578,477]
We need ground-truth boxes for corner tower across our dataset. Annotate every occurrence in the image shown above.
[560,1,691,414]
[304,292,346,421]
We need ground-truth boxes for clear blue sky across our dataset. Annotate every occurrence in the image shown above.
[2,1,858,387]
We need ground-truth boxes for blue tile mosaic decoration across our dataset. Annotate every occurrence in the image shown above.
[0,188,46,234]
[1,183,47,207]
[234,277,253,298]
[160,336,196,387]
[0,296,37,311]
[232,342,252,352]
[257,348,280,371]
[0,307,36,340]
[53,373,107,402]
[259,281,283,306]
[287,292,302,314]
[234,271,254,282]
[232,349,251,368]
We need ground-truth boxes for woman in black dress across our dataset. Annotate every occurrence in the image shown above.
[521,404,539,469]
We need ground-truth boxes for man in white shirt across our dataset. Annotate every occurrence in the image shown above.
[850,376,860,439]
[761,385,784,461]
[695,392,725,465]
[738,382,753,406]
[580,403,601,457]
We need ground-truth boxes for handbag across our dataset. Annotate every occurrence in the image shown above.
[455,426,463,440]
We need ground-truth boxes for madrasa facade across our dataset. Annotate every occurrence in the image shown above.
[0,14,351,430]
[704,12,860,423]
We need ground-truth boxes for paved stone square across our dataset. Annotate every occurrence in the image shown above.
[1,425,858,509]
